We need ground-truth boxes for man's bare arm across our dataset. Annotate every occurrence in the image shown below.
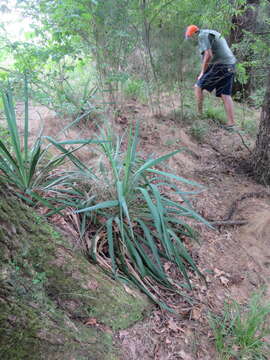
[198,48,213,79]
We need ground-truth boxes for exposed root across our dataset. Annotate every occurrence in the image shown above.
[205,191,270,226]
[224,191,270,221]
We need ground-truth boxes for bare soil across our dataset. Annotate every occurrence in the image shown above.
[14,98,270,360]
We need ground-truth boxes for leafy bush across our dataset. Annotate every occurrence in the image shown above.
[31,64,99,119]
[209,290,270,360]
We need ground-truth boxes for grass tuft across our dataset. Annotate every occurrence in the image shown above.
[204,106,227,125]
[209,290,270,360]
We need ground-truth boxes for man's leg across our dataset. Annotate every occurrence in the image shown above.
[221,94,235,126]
[194,85,203,115]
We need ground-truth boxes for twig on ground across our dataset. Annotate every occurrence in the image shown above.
[236,131,252,154]
[209,219,248,227]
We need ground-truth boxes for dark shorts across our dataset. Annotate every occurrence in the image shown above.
[196,64,235,97]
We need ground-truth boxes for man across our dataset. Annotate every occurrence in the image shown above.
[185,25,236,130]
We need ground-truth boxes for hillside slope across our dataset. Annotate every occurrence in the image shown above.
[0,184,149,360]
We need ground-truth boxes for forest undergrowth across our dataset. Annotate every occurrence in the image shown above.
[3,89,269,359]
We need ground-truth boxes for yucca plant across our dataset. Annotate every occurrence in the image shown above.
[0,77,60,194]
[0,77,99,205]
[52,122,209,309]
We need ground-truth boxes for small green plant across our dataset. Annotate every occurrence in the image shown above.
[234,105,258,136]
[240,118,258,136]
[190,120,209,142]
[235,62,249,88]
[164,138,178,146]
[178,108,198,125]
[123,77,145,99]
[209,290,270,360]
[204,106,227,125]
[250,87,265,109]
[32,271,47,284]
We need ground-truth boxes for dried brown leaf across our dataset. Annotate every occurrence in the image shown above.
[214,268,225,277]
[220,276,230,286]
[153,327,166,335]
[84,318,97,326]
[123,284,139,298]
[191,307,202,321]
[178,350,193,360]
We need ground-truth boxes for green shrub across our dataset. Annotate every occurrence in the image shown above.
[28,61,99,120]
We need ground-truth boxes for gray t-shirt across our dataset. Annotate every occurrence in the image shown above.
[198,29,236,65]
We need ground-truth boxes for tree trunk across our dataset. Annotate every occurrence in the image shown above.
[230,0,260,101]
[252,73,270,184]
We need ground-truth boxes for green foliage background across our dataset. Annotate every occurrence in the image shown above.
[1,0,269,116]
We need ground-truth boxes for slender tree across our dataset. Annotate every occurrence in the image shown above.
[229,0,261,100]
[252,72,270,184]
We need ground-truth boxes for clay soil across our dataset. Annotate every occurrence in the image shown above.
[13,98,270,360]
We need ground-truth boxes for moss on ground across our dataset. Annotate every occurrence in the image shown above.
[0,186,150,360]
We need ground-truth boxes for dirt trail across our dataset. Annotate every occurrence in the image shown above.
[13,99,270,359]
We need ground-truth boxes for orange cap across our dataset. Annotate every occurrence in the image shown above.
[185,25,199,39]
